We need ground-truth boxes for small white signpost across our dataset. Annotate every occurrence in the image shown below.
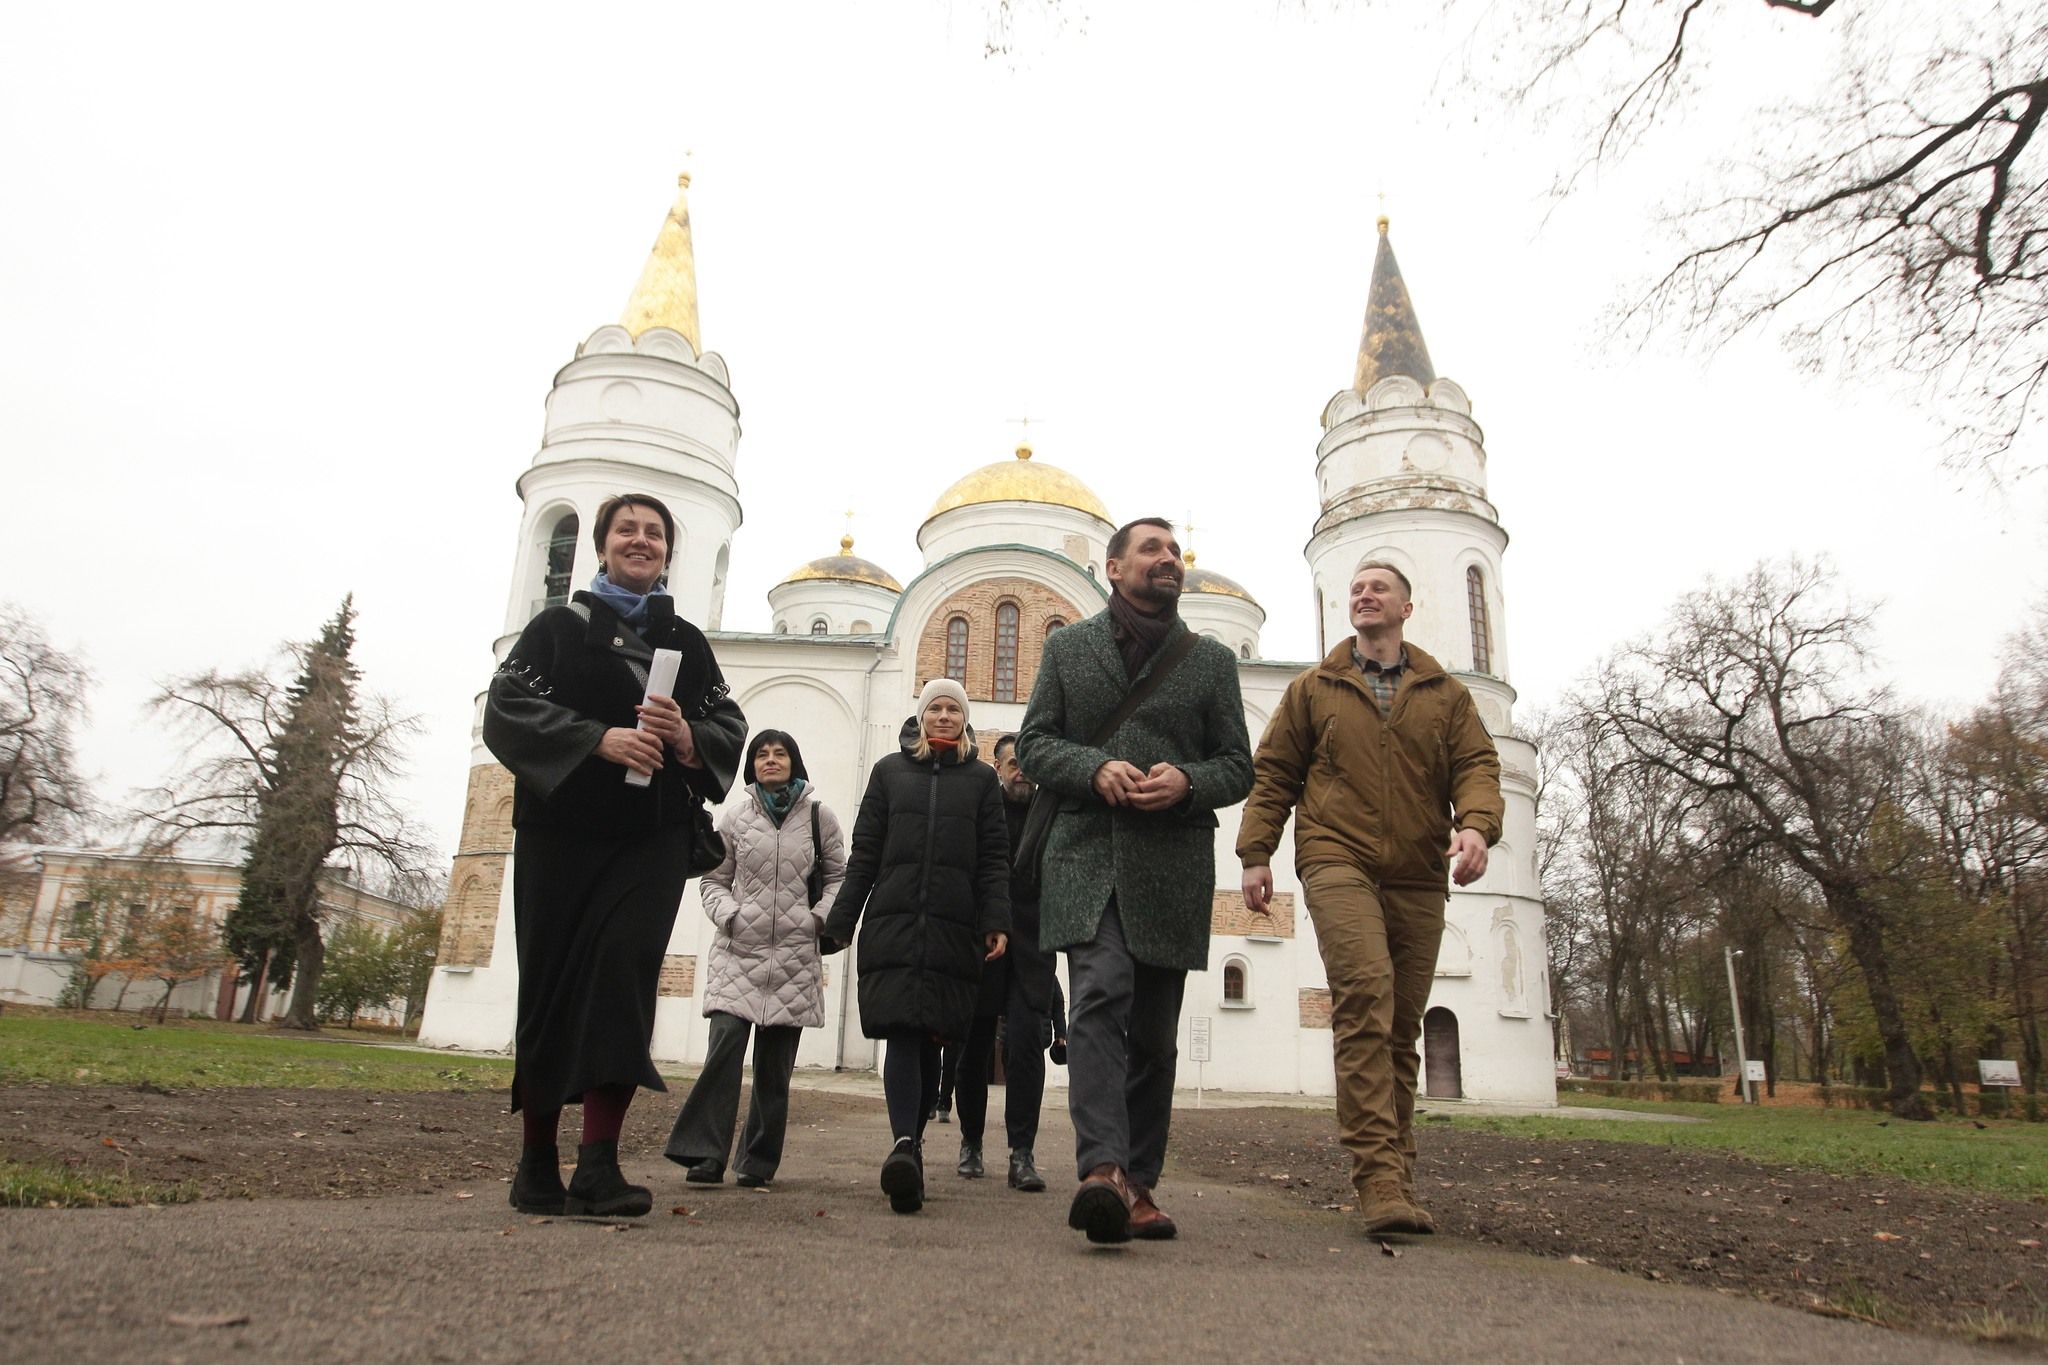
[1189,1016,1212,1108]
[1743,1060,1767,1083]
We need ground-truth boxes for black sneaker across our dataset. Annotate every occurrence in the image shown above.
[735,1173,771,1189]
[685,1161,725,1185]
[880,1137,924,1214]
[957,1141,984,1179]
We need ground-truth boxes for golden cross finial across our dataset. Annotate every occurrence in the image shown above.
[1006,415,1041,458]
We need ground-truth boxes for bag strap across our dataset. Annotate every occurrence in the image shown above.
[809,801,822,862]
[1088,629,1200,747]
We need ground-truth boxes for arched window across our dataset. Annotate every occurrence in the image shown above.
[1222,956,1250,1006]
[1315,585,1326,656]
[810,618,829,636]
[543,512,578,608]
[774,622,789,634]
[1045,617,1066,636]
[945,615,969,681]
[993,602,1020,701]
[1239,642,1252,660]
[1467,566,1493,674]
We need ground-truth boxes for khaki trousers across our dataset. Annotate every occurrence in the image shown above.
[1299,863,1446,1194]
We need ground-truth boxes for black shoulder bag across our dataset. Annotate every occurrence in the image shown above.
[1012,630,1202,898]
[805,801,826,908]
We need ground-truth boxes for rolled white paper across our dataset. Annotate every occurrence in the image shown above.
[624,647,685,788]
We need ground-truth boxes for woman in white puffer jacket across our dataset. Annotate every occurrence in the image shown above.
[663,729,846,1186]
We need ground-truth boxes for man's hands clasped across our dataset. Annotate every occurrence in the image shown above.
[1091,760,1190,811]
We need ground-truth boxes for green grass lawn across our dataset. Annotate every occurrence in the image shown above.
[1435,1093,2048,1201]
[0,1014,513,1092]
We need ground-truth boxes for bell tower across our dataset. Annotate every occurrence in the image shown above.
[1301,217,1553,1103]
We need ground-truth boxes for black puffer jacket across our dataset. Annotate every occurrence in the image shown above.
[823,718,1011,1042]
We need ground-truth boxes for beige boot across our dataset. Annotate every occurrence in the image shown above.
[1359,1177,1429,1236]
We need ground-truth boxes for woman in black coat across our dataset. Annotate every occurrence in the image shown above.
[822,677,1009,1214]
[484,493,747,1218]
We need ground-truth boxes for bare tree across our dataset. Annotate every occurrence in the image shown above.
[0,604,92,845]
[1593,558,1934,1116]
[1473,0,2048,476]
[140,599,431,1030]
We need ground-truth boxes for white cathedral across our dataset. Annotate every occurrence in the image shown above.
[419,175,1556,1107]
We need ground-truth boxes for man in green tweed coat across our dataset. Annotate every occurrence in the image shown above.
[1016,517,1253,1245]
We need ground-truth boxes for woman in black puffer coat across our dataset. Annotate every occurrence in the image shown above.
[823,677,1010,1214]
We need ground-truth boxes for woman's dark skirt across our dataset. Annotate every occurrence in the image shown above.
[510,823,689,1113]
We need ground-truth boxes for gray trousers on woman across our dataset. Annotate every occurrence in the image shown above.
[663,1011,803,1179]
[1065,897,1187,1189]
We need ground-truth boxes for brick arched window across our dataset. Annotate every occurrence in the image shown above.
[1466,566,1493,674]
[945,615,970,681]
[1045,616,1066,636]
[993,602,1020,701]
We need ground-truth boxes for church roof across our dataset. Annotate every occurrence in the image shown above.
[1352,217,1435,395]
[620,173,701,351]
[925,445,1112,525]
[1182,551,1257,603]
[778,536,903,592]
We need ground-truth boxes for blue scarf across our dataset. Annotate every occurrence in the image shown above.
[754,779,807,827]
[589,571,667,628]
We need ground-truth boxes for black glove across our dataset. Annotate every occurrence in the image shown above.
[818,934,845,955]
[1049,1038,1068,1066]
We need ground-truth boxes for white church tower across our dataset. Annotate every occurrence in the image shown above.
[420,175,743,1049]
[1303,218,1553,1103]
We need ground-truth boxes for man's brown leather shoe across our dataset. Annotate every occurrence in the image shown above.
[1129,1185,1177,1240]
[1067,1163,1133,1244]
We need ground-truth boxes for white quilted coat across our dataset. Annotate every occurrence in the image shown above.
[699,785,847,1027]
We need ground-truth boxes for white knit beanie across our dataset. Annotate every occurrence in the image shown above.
[916,677,970,723]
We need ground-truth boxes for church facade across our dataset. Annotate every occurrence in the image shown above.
[418,176,1556,1106]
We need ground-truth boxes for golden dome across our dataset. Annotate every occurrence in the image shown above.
[1182,551,1256,603]
[924,445,1112,525]
[778,535,903,592]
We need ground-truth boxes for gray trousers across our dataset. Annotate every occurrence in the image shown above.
[1065,897,1187,1189]
[663,1011,802,1179]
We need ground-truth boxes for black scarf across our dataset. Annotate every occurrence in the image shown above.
[1107,590,1178,679]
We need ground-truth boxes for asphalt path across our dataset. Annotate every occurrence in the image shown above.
[0,1088,2009,1364]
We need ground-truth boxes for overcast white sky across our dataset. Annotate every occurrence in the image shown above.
[3,1,2042,864]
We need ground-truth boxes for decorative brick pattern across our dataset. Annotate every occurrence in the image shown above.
[458,763,516,854]
[1212,889,1296,937]
[437,763,518,969]
[657,955,698,998]
[913,578,1083,702]
[1299,988,1333,1029]
[437,854,504,969]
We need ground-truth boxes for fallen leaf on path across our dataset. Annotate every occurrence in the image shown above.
[2019,1239,2042,1249]
[1379,1241,1400,1258]
[1873,1232,1901,1242]
[168,1313,249,1329]
[451,1191,473,1200]
[670,1205,692,1216]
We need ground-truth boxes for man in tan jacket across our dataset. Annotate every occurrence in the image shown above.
[1237,561,1502,1236]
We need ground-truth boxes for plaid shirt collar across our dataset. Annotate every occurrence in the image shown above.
[1351,643,1409,714]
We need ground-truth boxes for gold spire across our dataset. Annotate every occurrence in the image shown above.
[841,534,855,555]
[1352,215,1436,395]
[621,173,702,351]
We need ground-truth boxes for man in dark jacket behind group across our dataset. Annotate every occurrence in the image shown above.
[1017,517,1253,1245]
[1237,561,1503,1238]
[947,732,1067,1193]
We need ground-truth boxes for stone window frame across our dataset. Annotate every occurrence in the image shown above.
[1220,954,1253,1009]
[1467,565,1493,675]
[541,508,579,611]
[945,614,970,680]
[810,617,830,636]
[993,600,1021,701]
